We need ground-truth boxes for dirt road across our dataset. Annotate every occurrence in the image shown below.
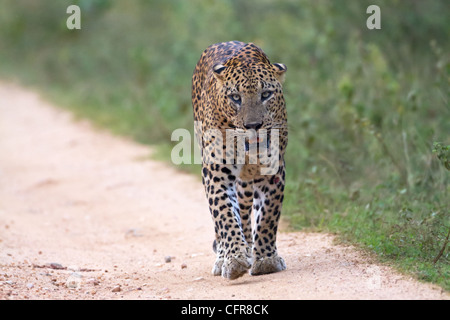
[0,83,447,300]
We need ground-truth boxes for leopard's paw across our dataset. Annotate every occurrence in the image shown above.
[250,254,286,276]
[221,251,251,280]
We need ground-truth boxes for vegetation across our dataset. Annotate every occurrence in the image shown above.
[0,0,448,290]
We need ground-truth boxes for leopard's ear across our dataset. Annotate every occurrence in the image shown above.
[273,63,287,84]
[212,64,226,81]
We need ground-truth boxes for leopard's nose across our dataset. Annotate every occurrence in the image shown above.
[244,122,262,131]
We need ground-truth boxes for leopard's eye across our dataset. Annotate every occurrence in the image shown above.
[229,94,241,104]
[261,91,273,101]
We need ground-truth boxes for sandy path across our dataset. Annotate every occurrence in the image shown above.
[0,83,447,300]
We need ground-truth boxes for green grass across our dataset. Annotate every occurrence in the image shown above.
[0,0,448,290]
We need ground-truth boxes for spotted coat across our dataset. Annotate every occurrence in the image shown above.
[192,41,288,279]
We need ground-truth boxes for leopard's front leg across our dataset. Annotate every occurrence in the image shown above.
[202,163,251,280]
[250,166,287,276]
[236,178,254,249]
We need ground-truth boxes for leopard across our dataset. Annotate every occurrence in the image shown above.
[191,41,288,280]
